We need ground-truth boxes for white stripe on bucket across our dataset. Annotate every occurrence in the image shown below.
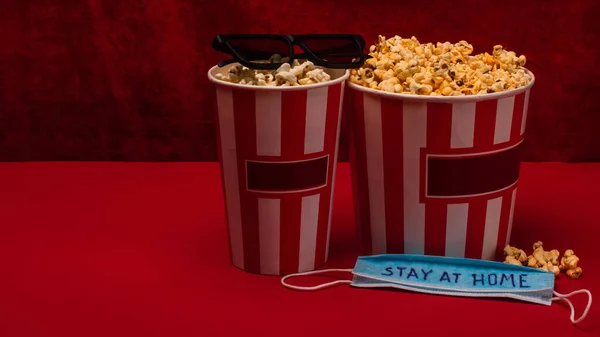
[258,198,280,274]
[216,87,244,269]
[403,101,427,254]
[304,87,328,154]
[521,90,530,135]
[451,103,476,149]
[255,91,282,156]
[326,84,345,260]
[481,196,503,260]
[494,96,515,144]
[506,188,518,246]
[299,193,321,272]
[445,203,469,257]
[363,93,387,254]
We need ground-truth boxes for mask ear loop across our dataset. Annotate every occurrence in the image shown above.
[552,289,592,324]
[281,269,353,291]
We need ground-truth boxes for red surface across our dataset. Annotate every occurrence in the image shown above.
[1,0,600,162]
[1,162,599,337]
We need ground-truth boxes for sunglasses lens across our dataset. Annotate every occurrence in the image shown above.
[227,38,291,65]
[301,37,363,63]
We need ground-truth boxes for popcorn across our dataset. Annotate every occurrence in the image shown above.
[560,249,580,270]
[503,242,583,279]
[215,59,331,87]
[503,245,528,264]
[505,256,523,266]
[547,263,561,276]
[350,35,532,96]
[566,267,583,280]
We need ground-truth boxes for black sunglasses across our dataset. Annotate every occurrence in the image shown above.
[212,34,372,70]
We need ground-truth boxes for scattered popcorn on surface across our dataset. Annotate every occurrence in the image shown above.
[503,242,582,279]
[566,267,583,280]
[504,245,528,264]
[505,256,523,266]
[350,35,532,96]
[547,263,561,276]
[214,59,331,86]
[559,249,580,271]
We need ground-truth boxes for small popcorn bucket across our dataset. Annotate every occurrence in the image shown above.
[347,69,535,260]
[208,64,350,275]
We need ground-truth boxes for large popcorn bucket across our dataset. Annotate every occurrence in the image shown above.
[347,69,535,260]
[208,64,349,275]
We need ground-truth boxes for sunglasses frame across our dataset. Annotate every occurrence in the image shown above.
[212,34,371,70]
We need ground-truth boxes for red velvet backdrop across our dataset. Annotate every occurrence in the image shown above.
[1,0,599,162]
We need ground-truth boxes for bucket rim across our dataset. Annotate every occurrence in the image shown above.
[207,63,350,92]
[347,67,535,103]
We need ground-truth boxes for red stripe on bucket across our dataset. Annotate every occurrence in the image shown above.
[281,91,308,159]
[279,196,302,274]
[424,103,453,256]
[426,103,453,152]
[511,92,526,142]
[278,90,308,273]
[473,100,497,151]
[325,84,343,152]
[495,186,516,260]
[381,97,404,253]
[232,89,261,273]
[424,200,448,256]
[350,92,372,253]
[465,199,487,259]
[315,82,343,268]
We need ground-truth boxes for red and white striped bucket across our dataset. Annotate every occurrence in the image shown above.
[208,64,349,275]
[347,69,535,260]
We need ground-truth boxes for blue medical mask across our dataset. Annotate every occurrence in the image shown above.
[281,254,592,325]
